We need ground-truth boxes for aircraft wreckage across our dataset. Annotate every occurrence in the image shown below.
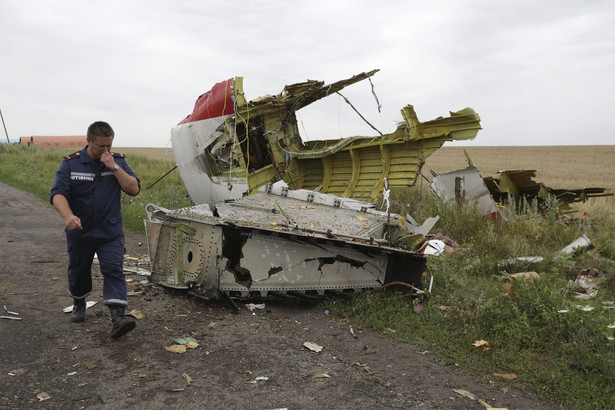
[145,70,482,299]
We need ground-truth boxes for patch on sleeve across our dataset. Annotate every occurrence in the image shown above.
[64,151,81,160]
[111,152,125,158]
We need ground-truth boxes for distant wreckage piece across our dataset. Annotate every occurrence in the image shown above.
[482,169,612,211]
[430,166,613,216]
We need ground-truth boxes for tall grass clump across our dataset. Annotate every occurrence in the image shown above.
[0,144,192,233]
[327,186,615,408]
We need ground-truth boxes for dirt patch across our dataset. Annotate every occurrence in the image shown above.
[0,182,556,409]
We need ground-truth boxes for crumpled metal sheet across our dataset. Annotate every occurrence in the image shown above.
[429,166,498,217]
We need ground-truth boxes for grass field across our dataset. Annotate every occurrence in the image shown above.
[116,147,176,162]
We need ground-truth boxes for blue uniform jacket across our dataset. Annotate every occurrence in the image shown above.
[50,147,140,240]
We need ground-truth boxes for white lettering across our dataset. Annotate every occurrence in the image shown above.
[70,172,95,182]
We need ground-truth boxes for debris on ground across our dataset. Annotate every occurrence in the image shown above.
[452,388,492,408]
[472,340,491,352]
[174,337,199,347]
[36,392,50,401]
[3,305,19,316]
[123,267,151,276]
[425,232,459,249]
[568,268,603,299]
[413,298,423,313]
[303,342,323,352]
[245,303,265,312]
[420,239,446,256]
[501,272,541,295]
[499,256,545,268]
[560,234,593,254]
[164,345,187,354]
[8,368,28,376]
[126,309,145,320]
[1,315,22,320]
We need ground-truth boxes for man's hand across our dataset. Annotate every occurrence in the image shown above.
[65,214,83,231]
[52,194,83,231]
[100,151,116,170]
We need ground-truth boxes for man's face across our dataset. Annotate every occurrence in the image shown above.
[86,136,114,160]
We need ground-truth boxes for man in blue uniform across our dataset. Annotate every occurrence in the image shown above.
[51,121,140,338]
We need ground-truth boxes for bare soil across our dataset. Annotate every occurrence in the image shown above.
[0,182,556,409]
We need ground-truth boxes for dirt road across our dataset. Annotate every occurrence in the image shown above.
[0,182,554,409]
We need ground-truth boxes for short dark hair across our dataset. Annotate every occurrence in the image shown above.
[87,121,114,140]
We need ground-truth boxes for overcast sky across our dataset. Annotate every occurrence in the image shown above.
[1,0,614,147]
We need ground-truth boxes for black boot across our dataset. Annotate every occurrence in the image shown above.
[70,299,86,323]
[109,306,136,339]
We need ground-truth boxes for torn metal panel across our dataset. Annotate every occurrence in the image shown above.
[560,234,593,254]
[429,166,499,217]
[219,231,391,295]
[171,70,481,205]
[145,188,426,299]
[405,214,440,236]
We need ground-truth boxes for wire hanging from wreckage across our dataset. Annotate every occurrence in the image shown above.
[369,78,382,113]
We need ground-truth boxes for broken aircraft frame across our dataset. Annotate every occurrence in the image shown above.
[146,71,482,298]
[172,69,482,205]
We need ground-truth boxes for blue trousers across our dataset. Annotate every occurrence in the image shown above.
[66,235,128,306]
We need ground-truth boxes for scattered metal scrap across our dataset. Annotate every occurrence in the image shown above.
[3,305,19,316]
[1,305,21,320]
[499,234,595,269]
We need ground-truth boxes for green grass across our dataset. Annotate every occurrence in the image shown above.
[326,188,615,409]
[3,144,615,407]
[0,144,192,233]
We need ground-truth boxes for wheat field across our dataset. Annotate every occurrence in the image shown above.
[117,145,615,195]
